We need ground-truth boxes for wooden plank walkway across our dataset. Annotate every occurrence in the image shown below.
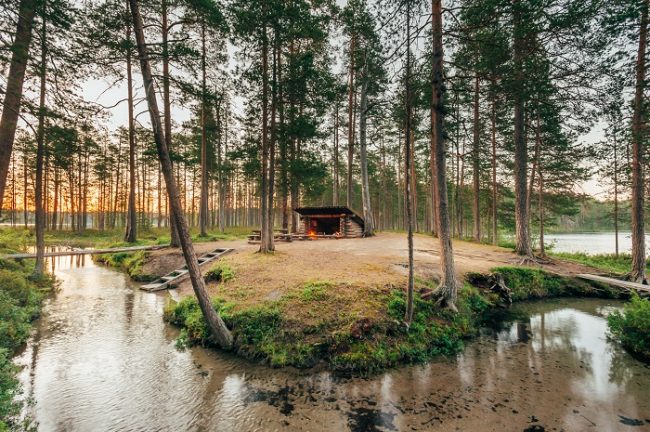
[0,244,167,260]
[576,274,650,294]
[140,247,234,292]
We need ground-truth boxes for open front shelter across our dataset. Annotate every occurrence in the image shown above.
[294,206,365,238]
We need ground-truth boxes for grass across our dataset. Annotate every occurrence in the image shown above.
[550,252,650,275]
[94,250,155,282]
[0,254,55,430]
[0,226,251,251]
[608,294,650,359]
[164,264,625,374]
[204,263,235,283]
[485,266,625,300]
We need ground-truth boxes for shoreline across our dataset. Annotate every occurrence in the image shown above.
[93,232,629,374]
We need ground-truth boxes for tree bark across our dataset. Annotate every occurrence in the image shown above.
[630,0,648,283]
[431,0,458,310]
[512,0,533,257]
[128,0,232,348]
[404,0,415,324]
[538,170,545,257]
[0,0,36,214]
[333,97,340,206]
[359,63,374,236]
[259,26,274,252]
[614,133,619,257]
[472,73,480,242]
[199,20,209,237]
[162,0,179,247]
[491,95,498,245]
[34,1,47,276]
[347,34,356,208]
[124,0,137,243]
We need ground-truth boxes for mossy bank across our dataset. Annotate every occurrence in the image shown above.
[164,265,626,375]
[0,255,55,430]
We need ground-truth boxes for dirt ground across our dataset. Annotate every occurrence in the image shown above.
[141,232,600,302]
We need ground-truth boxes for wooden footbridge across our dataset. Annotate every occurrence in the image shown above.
[576,274,650,296]
[140,247,233,292]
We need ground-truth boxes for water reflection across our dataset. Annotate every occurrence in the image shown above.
[15,257,650,431]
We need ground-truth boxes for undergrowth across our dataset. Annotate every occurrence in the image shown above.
[608,294,650,359]
[0,256,55,431]
[164,265,626,375]
[550,252,650,275]
[94,250,155,282]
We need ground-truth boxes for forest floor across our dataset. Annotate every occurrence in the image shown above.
[155,232,625,372]
[142,232,604,299]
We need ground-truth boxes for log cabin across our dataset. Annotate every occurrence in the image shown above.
[294,206,365,238]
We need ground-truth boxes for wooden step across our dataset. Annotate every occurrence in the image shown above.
[140,248,234,292]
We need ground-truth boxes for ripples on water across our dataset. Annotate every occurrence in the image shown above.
[14,253,650,431]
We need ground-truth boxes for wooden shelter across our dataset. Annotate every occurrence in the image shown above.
[294,206,365,238]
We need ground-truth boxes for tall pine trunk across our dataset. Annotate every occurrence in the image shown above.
[199,21,209,237]
[491,94,498,245]
[128,0,232,348]
[512,0,533,257]
[359,64,374,236]
[472,74,480,242]
[403,0,415,325]
[124,0,137,243]
[630,0,648,283]
[162,0,179,247]
[34,1,47,276]
[431,0,458,310]
[333,99,340,206]
[0,0,36,213]
[614,133,619,257]
[259,26,274,252]
[347,35,356,208]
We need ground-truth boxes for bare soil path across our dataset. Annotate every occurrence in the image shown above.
[140,232,601,302]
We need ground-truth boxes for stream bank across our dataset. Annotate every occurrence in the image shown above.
[14,254,650,431]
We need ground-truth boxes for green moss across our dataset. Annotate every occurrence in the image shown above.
[608,294,650,359]
[95,250,155,282]
[204,263,235,283]
[0,251,54,430]
[490,266,623,301]
[298,281,332,302]
[164,265,627,375]
[164,283,491,374]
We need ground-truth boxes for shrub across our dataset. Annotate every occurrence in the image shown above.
[0,348,20,431]
[95,250,155,282]
[0,270,43,351]
[608,294,650,359]
[491,266,620,300]
[204,263,235,283]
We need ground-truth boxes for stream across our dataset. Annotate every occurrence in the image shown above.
[14,253,650,431]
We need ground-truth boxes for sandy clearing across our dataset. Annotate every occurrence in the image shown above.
[139,232,601,302]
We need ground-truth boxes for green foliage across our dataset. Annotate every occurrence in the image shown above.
[164,266,624,374]
[551,252,650,275]
[0,256,53,430]
[491,266,622,300]
[331,287,491,374]
[608,294,650,359]
[0,270,44,352]
[95,250,154,282]
[204,263,235,283]
[0,348,20,432]
[298,281,332,302]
